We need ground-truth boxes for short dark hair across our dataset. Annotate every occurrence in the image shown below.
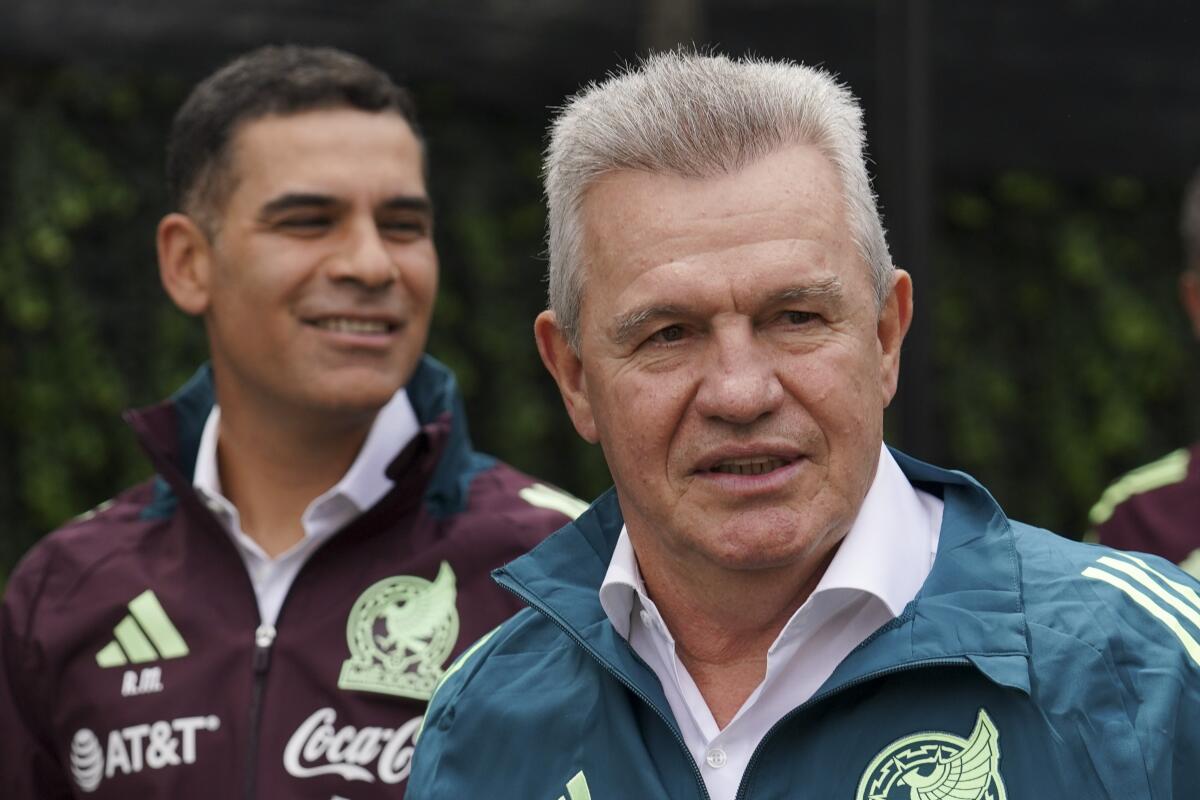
[166,45,421,232]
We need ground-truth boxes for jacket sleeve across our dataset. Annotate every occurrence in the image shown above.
[1089,550,1200,798]
[0,550,75,799]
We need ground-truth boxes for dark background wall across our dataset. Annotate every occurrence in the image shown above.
[3,0,1198,582]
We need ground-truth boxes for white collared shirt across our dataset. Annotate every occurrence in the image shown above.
[193,389,420,626]
[598,445,944,800]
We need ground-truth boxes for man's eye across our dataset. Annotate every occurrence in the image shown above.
[649,325,686,344]
[379,218,428,239]
[781,310,818,325]
[277,217,330,232]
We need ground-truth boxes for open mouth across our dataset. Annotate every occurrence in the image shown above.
[707,456,794,476]
[308,318,397,335]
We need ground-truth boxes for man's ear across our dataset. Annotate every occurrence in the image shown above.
[156,212,213,316]
[534,310,599,444]
[878,268,913,407]
[1180,270,1200,340]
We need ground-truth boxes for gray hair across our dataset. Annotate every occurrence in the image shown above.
[1183,167,1200,271]
[544,50,894,352]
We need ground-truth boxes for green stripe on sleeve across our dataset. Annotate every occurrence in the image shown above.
[519,484,589,520]
[1089,448,1190,526]
[415,626,501,745]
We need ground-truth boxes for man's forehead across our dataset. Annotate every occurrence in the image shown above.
[581,148,845,247]
[225,108,424,197]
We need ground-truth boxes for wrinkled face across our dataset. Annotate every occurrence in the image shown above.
[557,145,908,576]
[202,108,437,421]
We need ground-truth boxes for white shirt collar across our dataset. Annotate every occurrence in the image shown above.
[192,389,421,627]
[597,444,943,800]
[193,387,420,541]
[806,443,939,617]
[599,443,941,645]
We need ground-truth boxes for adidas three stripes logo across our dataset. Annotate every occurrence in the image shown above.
[95,590,189,668]
[1083,552,1200,668]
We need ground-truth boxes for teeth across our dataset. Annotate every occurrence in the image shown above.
[314,318,390,334]
[711,457,789,476]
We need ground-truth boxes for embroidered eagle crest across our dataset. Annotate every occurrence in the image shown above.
[856,709,1006,800]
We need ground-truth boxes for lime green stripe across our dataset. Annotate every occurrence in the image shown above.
[432,627,498,700]
[95,640,128,668]
[1098,556,1200,630]
[1089,449,1189,526]
[519,484,589,520]
[415,626,501,745]
[1119,553,1200,613]
[114,616,158,663]
[1083,566,1200,667]
[128,590,188,659]
[566,771,592,800]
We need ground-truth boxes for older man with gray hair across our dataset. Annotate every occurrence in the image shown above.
[408,51,1200,800]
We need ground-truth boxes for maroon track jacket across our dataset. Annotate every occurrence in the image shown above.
[0,357,580,799]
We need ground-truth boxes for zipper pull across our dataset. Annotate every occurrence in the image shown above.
[253,623,276,674]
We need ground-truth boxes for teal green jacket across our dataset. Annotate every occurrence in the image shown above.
[408,451,1200,799]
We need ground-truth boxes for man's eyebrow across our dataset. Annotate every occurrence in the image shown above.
[379,195,434,216]
[258,193,341,217]
[257,193,434,218]
[611,305,690,346]
[610,278,847,346]
[769,278,845,306]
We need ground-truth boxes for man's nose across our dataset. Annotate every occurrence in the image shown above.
[327,219,396,288]
[693,323,785,425]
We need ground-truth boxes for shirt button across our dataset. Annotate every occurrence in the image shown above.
[639,609,653,628]
[706,747,727,769]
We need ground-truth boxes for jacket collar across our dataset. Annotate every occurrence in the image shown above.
[495,447,1032,711]
[124,354,490,521]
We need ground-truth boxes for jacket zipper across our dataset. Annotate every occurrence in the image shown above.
[732,657,973,799]
[244,623,277,800]
[500,572,982,800]
[496,577,712,800]
[232,520,373,798]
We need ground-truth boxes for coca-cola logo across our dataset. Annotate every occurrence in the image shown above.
[283,707,421,785]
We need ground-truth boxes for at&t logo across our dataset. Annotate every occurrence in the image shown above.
[69,715,220,793]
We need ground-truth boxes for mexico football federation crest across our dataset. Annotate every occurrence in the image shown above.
[338,562,460,700]
[856,709,1006,800]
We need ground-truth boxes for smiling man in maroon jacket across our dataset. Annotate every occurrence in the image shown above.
[0,45,582,799]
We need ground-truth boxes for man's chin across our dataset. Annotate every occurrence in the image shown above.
[692,511,846,572]
[301,377,406,419]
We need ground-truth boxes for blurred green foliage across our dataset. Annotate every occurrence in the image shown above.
[934,172,1199,535]
[0,66,210,584]
[1,65,1197,587]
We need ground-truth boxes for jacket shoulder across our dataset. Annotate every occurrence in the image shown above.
[468,461,588,518]
[1089,448,1193,528]
[4,478,160,619]
[1009,522,1200,793]
[456,460,586,550]
[425,603,576,713]
[410,605,585,793]
[1011,521,1200,675]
